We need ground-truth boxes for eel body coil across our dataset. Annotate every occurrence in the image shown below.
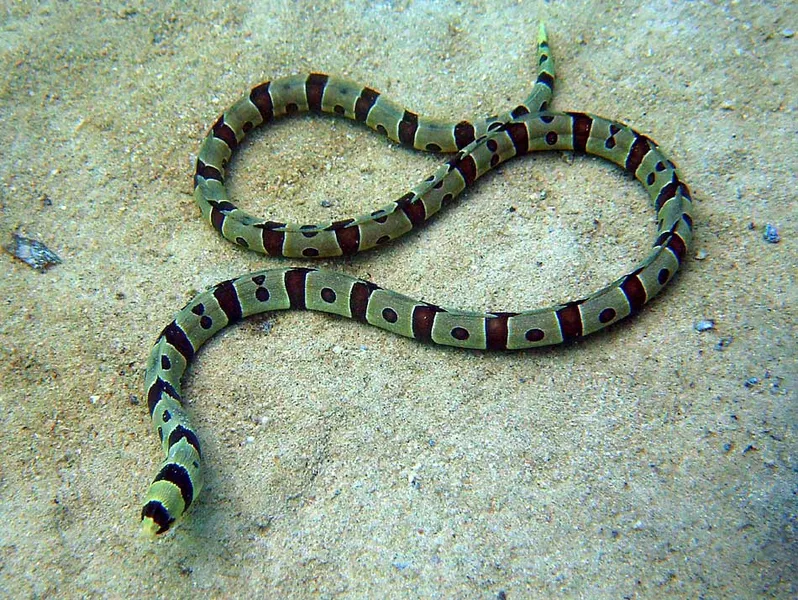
[141,25,693,536]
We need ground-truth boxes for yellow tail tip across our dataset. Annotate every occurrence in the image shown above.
[141,517,162,539]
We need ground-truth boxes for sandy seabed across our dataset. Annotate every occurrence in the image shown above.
[0,1,794,598]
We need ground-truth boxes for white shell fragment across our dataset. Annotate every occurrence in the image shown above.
[6,233,62,271]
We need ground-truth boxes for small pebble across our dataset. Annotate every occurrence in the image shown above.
[744,377,759,388]
[694,319,715,332]
[6,233,62,271]
[783,29,794,38]
[762,223,780,243]
[715,336,733,350]
[408,464,421,489]
[694,249,708,260]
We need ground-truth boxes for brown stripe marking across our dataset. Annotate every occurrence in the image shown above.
[398,110,419,146]
[396,193,426,226]
[334,223,361,255]
[455,155,478,187]
[412,304,444,342]
[195,160,222,183]
[168,425,202,459]
[654,176,679,210]
[213,279,243,323]
[208,200,236,233]
[153,463,194,509]
[445,152,465,173]
[620,271,647,313]
[249,81,274,122]
[537,71,554,90]
[147,376,181,416]
[570,112,593,153]
[349,280,380,322]
[141,501,174,535]
[654,231,671,248]
[254,222,286,256]
[161,321,195,362]
[503,122,529,155]
[211,116,239,151]
[285,268,312,310]
[556,302,583,340]
[355,87,379,122]
[486,313,515,350]
[209,203,226,233]
[305,73,329,113]
[666,232,687,264]
[454,121,476,149]
[626,134,653,174]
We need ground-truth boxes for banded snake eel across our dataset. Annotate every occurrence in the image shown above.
[141,25,693,536]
